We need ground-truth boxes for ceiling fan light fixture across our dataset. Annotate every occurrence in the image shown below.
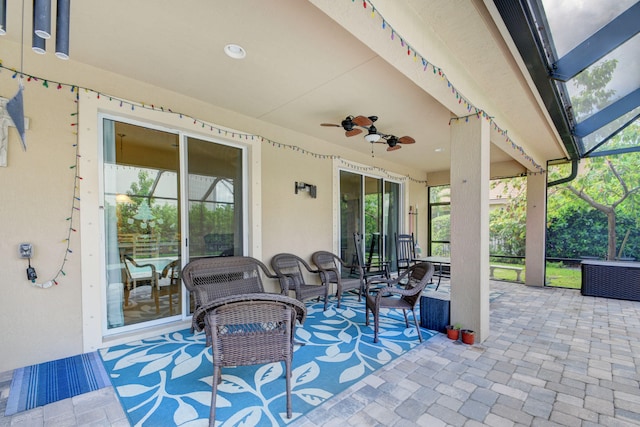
[364,133,380,143]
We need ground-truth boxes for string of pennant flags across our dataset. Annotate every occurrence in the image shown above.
[354,0,545,174]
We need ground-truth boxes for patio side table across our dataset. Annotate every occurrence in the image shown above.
[419,292,450,333]
[581,260,640,302]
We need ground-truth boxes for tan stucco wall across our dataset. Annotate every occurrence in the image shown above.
[0,41,426,372]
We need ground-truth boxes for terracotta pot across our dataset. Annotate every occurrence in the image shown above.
[445,326,460,340]
[461,329,475,345]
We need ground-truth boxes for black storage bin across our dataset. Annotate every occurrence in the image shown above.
[419,293,450,333]
[581,260,640,302]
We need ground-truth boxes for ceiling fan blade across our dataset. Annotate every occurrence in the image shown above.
[321,123,342,127]
[398,136,416,144]
[345,128,363,137]
[387,145,402,151]
[352,115,373,127]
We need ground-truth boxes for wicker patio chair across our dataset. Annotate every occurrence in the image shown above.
[181,256,278,341]
[271,253,329,310]
[311,250,365,308]
[202,293,307,423]
[365,261,435,343]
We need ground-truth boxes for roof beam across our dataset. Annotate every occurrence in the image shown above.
[550,3,640,82]
[573,88,640,137]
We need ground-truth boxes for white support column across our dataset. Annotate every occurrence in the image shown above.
[525,172,547,287]
[449,117,490,342]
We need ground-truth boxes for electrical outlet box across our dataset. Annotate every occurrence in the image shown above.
[19,243,33,258]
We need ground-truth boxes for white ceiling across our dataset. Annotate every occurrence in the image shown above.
[2,0,568,175]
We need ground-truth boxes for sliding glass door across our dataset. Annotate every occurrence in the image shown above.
[102,118,244,332]
[340,170,401,272]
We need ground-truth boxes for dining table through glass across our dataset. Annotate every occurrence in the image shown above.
[413,256,450,290]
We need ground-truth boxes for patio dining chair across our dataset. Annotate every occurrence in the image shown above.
[121,234,162,311]
[158,258,181,315]
[181,256,278,344]
[201,293,307,423]
[312,250,365,308]
[365,261,435,343]
[122,254,160,312]
[271,253,329,310]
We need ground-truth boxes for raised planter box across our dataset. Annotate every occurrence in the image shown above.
[581,260,640,302]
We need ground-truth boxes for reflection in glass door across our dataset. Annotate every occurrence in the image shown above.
[186,137,243,315]
[103,120,181,330]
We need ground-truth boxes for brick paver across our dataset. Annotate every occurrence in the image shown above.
[1,280,639,426]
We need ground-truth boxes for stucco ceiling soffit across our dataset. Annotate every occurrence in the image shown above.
[489,124,545,172]
[309,0,549,172]
[307,0,474,117]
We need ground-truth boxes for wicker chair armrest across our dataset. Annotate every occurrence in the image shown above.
[124,255,157,273]
[316,266,339,284]
[255,259,279,279]
[297,257,320,274]
[370,284,419,305]
[195,292,306,327]
[277,273,300,294]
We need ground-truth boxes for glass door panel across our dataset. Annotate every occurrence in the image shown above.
[103,120,181,329]
[364,176,384,269]
[186,137,243,314]
[384,181,400,270]
[340,171,400,273]
[340,171,362,265]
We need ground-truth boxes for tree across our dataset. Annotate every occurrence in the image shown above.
[548,57,640,260]
[570,59,617,121]
[489,177,527,257]
[551,124,640,260]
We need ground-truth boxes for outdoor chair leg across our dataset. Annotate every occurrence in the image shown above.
[412,310,423,342]
[210,365,221,426]
[285,358,292,418]
[402,310,410,328]
[373,311,380,343]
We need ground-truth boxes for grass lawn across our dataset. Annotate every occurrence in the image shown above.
[490,262,582,289]
[545,263,581,289]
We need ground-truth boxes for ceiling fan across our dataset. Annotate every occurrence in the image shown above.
[321,115,415,151]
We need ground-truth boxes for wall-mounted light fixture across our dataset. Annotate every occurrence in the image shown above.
[295,181,317,199]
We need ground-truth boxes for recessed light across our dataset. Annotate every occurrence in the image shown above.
[435,147,444,152]
[224,44,246,59]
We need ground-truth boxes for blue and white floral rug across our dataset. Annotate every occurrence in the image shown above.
[99,295,436,426]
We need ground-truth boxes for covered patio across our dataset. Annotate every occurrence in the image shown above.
[1,0,639,424]
[2,279,639,425]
